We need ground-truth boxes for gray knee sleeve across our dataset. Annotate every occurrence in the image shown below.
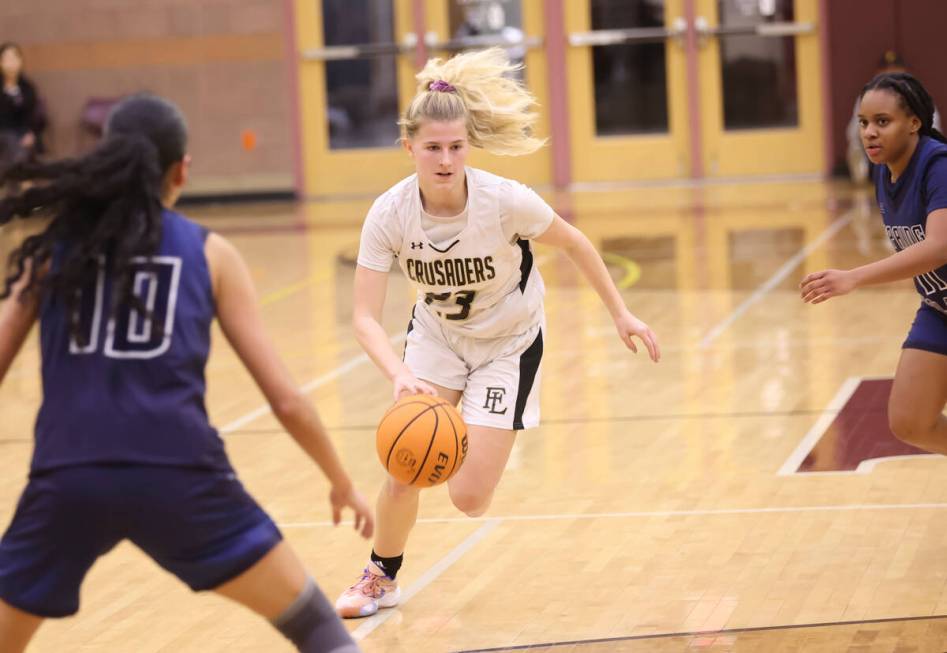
[272,578,361,653]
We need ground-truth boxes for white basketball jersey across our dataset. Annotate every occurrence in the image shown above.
[358,167,553,338]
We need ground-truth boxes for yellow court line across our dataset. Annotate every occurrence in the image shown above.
[259,271,332,307]
[601,252,642,289]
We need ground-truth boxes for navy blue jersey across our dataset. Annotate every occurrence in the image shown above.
[32,209,231,474]
[875,136,947,314]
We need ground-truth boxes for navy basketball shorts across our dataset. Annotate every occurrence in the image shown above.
[0,465,282,618]
[404,305,544,431]
[903,302,947,357]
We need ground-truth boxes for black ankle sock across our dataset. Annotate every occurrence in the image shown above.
[370,550,403,580]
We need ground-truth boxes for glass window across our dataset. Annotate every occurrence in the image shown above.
[322,0,400,149]
[591,0,668,136]
[446,0,527,80]
[718,0,798,130]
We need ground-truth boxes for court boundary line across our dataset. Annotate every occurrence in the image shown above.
[278,501,947,530]
[350,518,502,641]
[220,408,831,435]
[452,612,947,652]
[0,407,852,443]
[568,171,825,192]
[857,453,936,473]
[776,375,907,476]
[699,208,855,349]
[775,376,862,476]
[219,334,406,434]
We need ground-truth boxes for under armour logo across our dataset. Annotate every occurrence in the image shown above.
[411,241,424,250]
[483,387,507,415]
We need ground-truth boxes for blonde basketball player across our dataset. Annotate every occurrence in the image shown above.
[335,48,660,618]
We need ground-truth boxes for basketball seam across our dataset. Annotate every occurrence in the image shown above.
[380,399,438,422]
[409,405,440,485]
[384,403,440,471]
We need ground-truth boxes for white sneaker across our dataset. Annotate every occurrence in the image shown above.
[334,563,401,619]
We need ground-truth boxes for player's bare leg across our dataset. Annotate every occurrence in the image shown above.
[336,381,462,618]
[216,541,359,652]
[447,424,516,517]
[0,599,43,653]
[888,348,947,455]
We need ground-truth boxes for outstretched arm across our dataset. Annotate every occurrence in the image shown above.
[353,264,437,399]
[206,233,373,537]
[533,215,660,362]
[801,208,947,303]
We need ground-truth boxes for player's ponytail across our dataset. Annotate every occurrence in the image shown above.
[0,94,187,344]
[861,72,946,145]
[400,47,545,156]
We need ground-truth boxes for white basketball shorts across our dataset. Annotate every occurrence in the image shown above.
[403,305,543,431]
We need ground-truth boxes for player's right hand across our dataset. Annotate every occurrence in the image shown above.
[329,483,374,539]
[392,370,438,400]
[800,269,857,304]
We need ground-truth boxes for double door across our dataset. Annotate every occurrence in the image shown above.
[296,0,549,196]
[295,0,824,196]
[567,0,823,181]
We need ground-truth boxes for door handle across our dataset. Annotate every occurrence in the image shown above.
[302,35,419,61]
[755,22,816,37]
[694,18,815,40]
[425,33,543,52]
[568,21,687,48]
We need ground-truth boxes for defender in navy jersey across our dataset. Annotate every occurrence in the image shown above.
[335,48,661,619]
[801,72,947,457]
[0,95,371,653]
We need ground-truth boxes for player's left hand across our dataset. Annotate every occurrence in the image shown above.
[800,269,857,304]
[614,310,660,362]
[329,483,375,539]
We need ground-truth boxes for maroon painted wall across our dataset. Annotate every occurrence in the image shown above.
[897,1,947,117]
[825,0,947,175]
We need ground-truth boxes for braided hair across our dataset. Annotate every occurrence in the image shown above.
[0,94,187,344]
[860,72,946,144]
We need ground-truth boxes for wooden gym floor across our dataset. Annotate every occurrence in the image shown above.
[3,180,947,652]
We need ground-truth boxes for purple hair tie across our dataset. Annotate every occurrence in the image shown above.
[429,80,456,93]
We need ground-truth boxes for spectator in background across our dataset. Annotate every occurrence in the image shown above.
[847,51,940,185]
[0,43,46,169]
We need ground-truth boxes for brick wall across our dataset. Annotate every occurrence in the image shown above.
[2,0,297,195]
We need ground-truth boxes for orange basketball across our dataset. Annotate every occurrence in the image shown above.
[376,394,468,487]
